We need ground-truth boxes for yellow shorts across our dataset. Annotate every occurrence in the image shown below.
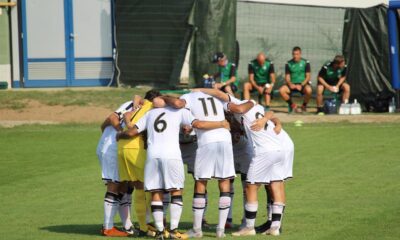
[118,148,147,182]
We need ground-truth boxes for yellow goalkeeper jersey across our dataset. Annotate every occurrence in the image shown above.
[119,100,153,149]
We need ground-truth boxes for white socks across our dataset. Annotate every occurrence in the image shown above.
[271,202,285,229]
[217,193,231,230]
[104,192,119,230]
[151,201,164,231]
[119,192,133,230]
[170,195,183,230]
[192,193,206,231]
[245,202,258,228]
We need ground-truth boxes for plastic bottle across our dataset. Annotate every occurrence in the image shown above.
[388,97,396,113]
[350,99,362,115]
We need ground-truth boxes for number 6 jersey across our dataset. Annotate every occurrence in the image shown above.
[135,107,196,159]
[180,92,232,146]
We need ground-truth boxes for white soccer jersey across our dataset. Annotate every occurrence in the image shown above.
[135,107,196,159]
[180,92,231,146]
[114,101,133,122]
[226,97,282,155]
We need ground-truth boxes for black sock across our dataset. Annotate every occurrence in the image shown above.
[302,102,307,107]
[317,107,323,112]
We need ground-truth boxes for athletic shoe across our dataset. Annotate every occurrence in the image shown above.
[180,229,203,239]
[101,227,129,237]
[255,220,271,233]
[232,227,256,236]
[263,226,281,236]
[148,223,158,232]
[122,226,135,235]
[216,228,226,238]
[155,230,165,240]
[168,229,188,239]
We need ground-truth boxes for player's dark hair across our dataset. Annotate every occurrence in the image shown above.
[144,90,161,101]
[292,46,302,52]
[333,55,345,65]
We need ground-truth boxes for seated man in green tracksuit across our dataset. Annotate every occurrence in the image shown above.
[279,46,312,113]
[316,55,351,115]
[243,52,276,110]
[212,52,239,95]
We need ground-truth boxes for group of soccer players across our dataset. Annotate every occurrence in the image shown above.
[96,88,294,239]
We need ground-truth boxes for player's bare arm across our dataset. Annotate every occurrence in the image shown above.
[160,95,186,109]
[228,100,256,114]
[302,71,311,86]
[116,127,139,141]
[192,119,230,130]
[250,111,275,131]
[132,95,143,110]
[318,76,334,91]
[336,76,346,88]
[270,117,282,134]
[152,97,166,108]
[224,76,236,86]
[123,111,136,129]
[192,88,230,102]
[101,113,121,132]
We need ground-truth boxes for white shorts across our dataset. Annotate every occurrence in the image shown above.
[246,150,285,185]
[279,130,294,180]
[180,142,197,174]
[194,141,236,180]
[96,127,119,182]
[233,136,252,174]
[144,158,185,192]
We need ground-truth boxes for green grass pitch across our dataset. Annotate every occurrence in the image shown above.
[0,123,399,240]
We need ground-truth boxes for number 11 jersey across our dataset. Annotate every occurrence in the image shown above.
[180,92,231,146]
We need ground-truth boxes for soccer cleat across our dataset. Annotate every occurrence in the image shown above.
[216,228,226,238]
[101,227,129,237]
[180,229,203,239]
[122,226,135,235]
[168,229,188,239]
[255,220,271,233]
[148,223,158,232]
[263,226,281,236]
[232,227,256,236]
[155,230,165,240]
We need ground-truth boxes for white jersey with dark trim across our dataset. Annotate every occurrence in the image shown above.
[135,107,196,159]
[226,96,282,154]
[180,92,231,146]
[114,101,133,123]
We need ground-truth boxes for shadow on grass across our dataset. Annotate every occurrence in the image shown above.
[39,222,237,237]
[40,224,101,236]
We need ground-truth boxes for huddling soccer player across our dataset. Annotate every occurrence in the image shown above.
[161,92,236,238]
[117,90,162,237]
[194,88,294,237]
[96,98,138,237]
[116,98,231,240]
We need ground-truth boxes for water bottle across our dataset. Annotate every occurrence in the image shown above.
[389,97,396,113]
[350,99,362,115]
[339,103,350,115]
